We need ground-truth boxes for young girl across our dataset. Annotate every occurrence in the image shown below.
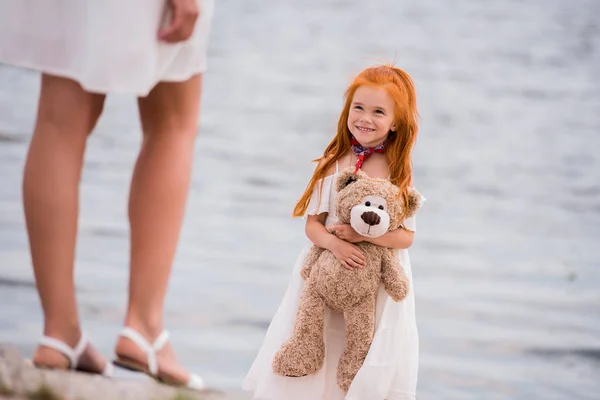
[243,64,425,400]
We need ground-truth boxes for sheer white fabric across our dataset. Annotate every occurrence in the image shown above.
[305,176,335,217]
[0,0,214,96]
[243,170,425,400]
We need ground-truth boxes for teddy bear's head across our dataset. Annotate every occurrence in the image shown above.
[335,167,421,238]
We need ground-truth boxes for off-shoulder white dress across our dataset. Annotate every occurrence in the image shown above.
[243,162,426,400]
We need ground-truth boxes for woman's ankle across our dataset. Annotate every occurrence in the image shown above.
[123,313,164,340]
[42,321,82,347]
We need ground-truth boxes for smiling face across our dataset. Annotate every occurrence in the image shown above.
[347,85,396,147]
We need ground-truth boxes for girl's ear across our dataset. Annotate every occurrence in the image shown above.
[337,167,367,191]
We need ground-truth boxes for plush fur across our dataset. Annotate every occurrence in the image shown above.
[272,167,422,392]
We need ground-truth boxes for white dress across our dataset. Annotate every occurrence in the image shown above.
[243,163,425,400]
[0,0,214,96]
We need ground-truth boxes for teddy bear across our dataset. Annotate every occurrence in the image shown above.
[272,167,422,392]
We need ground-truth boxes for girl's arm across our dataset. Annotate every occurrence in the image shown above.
[305,213,336,250]
[330,224,414,249]
[304,155,342,252]
[305,214,366,270]
[364,228,414,249]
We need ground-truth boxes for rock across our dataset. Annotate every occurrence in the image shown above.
[0,344,237,400]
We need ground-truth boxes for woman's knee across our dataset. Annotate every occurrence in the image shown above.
[36,74,106,137]
[138,76,203,141]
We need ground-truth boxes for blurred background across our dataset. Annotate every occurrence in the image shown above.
[1,0,599,399]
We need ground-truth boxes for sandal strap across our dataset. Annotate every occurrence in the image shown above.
[38,332,88,369]
[120,327,170,375]
[188,373,206,391]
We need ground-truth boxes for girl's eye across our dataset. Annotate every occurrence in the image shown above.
[365,201,371,206]
[375,109,384,114]
[354,106,363,110]
[378,205,384,210]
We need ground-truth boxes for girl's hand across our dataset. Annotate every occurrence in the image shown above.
[329,224,364,243]
[159,0,200,43]
[331,239,366,270]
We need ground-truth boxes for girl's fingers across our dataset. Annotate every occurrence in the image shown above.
[351,254,365,266]
[353,251,366,263]
[341,260,354,271]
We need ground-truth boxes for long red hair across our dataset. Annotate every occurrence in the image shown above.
[293,64,419,218]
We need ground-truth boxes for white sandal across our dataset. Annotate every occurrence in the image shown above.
[113,327,206,391]
[37,332,114,377]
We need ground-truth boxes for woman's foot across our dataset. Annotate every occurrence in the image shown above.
[75,343,111,374]
[33,332,110,375]
[114,327,204,390]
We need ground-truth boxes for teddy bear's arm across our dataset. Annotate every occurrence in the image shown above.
[380,249,410,302]
[301,245,325,280]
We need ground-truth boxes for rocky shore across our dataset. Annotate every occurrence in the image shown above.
[0,345,248,400]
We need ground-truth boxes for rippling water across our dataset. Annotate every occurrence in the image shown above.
[1,0,599,398]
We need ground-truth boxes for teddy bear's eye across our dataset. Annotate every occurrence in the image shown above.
[378,205,384,210]
[365,201,371,207]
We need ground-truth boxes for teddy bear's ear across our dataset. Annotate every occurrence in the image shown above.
[405,187,424,218]
[336,167,367,192]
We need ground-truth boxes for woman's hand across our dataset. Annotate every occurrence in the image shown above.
[329,224,364,243]
[159,0,200,43]
[330,239,366,271]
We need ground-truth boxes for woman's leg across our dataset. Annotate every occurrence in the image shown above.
[25,74,107,371]
[115,74,203,383]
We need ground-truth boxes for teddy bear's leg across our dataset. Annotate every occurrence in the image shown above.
[336,295,376,392]
[272,283,326,377]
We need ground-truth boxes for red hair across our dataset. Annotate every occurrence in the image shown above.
[293,64,419,218]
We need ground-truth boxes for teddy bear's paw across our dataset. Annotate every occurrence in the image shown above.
[336,354,364,392]
[272,341,324,377]
[336,374,353,393]
[389,282,410,302]
[384,274,411,302]
[337,363,362,392]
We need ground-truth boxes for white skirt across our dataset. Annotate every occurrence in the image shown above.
[0,0,214,96]
[243,245,419,400]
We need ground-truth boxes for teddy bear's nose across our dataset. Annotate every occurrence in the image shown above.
[361,211,381,226]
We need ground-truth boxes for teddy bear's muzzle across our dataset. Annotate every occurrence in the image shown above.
[360,211,381,226]
[350,205,390,238]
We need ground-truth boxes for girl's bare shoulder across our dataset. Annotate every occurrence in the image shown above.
[320,152,352,176]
